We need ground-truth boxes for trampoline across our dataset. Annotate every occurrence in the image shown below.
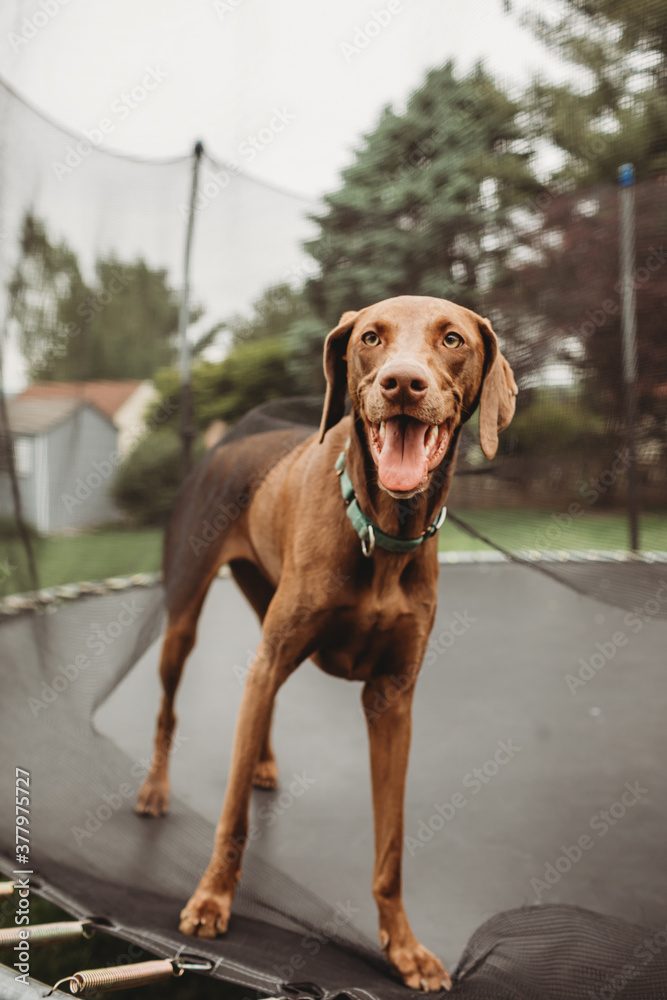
[1,544,666,998]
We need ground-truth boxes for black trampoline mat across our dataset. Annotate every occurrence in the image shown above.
[96,564,667,961]
[2,562,666,998]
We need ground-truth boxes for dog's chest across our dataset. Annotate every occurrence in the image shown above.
[314,594,429,681]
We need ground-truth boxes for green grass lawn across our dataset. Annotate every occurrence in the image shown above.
[36,526,163,584]
[439,509,667,553]
[1,510,665,598]
[0,525,163,598]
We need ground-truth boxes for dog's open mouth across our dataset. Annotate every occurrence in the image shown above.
[368,416,450,493]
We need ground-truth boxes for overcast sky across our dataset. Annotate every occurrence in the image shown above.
[1,0,570,196]
[0,0,573,391]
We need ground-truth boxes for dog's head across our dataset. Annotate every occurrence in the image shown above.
[319,295,518,497]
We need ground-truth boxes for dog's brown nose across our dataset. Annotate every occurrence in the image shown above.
[379,362,429,405]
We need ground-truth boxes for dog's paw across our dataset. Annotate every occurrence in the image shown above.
[383,934,451,992]
[252,759,278,789]
[135,778,170,817]
[179,889,232,938]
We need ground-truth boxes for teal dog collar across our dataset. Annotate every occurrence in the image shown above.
[336,451,446,558]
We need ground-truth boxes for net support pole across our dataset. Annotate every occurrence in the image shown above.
[618,163,640,553]
[0,334,38,591]
[178,140,204,479]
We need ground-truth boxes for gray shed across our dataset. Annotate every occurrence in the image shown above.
[0,396,121,533]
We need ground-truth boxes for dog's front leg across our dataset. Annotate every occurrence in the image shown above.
[179,636,292,938]
[362,674,451,991]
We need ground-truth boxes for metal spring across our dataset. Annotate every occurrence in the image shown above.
[0,882,14,898]
[53,960,181,995]
[0,921,93,947]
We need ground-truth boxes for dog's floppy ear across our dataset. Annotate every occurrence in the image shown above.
[477,316,518,459]
[318,310,359,442]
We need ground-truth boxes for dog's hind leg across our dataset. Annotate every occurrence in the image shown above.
[228,558,279,790]
[137,439,260,817]
[136,574,213,817]
[252,705,278,789]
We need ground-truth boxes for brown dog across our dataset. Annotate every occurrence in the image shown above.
[136,295,517,991]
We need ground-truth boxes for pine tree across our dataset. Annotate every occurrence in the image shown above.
[305,61,540,323]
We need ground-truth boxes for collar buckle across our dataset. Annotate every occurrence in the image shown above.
[360,525,375,558]
[424,505,447,536]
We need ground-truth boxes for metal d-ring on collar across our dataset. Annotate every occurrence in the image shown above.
[335,450,446,558]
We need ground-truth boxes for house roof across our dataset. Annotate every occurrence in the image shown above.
[18,381,143,420]
[3,397,111,435]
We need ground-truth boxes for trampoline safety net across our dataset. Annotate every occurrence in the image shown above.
[0,1,666,998]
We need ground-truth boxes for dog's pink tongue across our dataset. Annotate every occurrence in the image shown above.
[378,418,429,492]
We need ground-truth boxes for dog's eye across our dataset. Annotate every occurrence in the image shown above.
[361,331,380,346]
[443,332,464,349]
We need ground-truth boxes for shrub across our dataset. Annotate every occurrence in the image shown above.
[111,429,202,525]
